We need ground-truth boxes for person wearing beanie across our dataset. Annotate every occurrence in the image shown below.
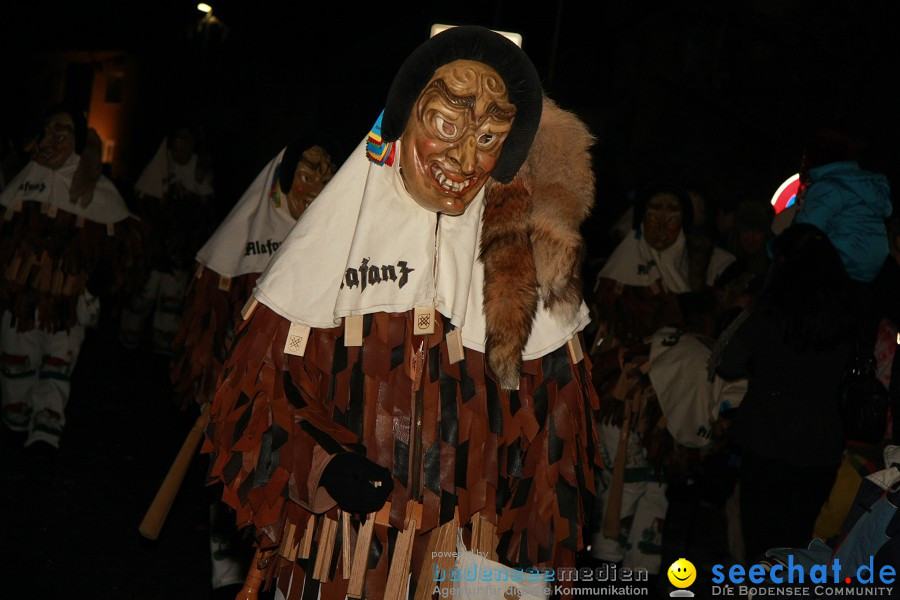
[204,26,601,599]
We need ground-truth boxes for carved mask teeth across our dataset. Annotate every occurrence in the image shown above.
[431,164,474,194]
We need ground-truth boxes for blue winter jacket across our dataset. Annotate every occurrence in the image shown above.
[794,161,892,282]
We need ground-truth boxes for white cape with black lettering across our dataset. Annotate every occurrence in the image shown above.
[648,327,746,449]
[254,139,589,360]
[0,154,129,224]
[195,149,295,278]
[599,229,735,293]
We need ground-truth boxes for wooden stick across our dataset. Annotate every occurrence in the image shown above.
[603,395,633,539]
[235,546,275,600]
[138,403,210,540]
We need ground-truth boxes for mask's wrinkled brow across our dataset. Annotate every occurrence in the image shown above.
[424,78,516,125]
[483,102,516,122]
[425,79,475,110]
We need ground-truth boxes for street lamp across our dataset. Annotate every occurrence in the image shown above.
[197,3,212,13]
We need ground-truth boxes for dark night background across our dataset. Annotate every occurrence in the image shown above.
[1,1,899,598]
[3,0,899,239]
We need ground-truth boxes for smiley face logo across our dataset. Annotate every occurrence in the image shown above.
[667,558,697,589]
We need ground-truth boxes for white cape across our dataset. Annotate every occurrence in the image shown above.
[599,229,735,293]
[196,149,296,278]
[648,327,746,449]
[134,138,213,199]
[254,138,589,360]
[0,154,129,224]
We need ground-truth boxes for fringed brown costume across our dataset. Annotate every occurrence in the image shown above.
[171,267,258,407]
[0,200,141,333]
[204,84,602,599]
[208,306,599,599]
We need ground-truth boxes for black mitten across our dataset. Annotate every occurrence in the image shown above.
[319,453,393,513]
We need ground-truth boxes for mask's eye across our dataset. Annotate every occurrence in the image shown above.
[477,133,500,148]
[434,115,457,139]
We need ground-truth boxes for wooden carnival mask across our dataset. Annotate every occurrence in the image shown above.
[286,145,334,220]
[169,127,196,166]
[34,112,76,170]
[398,59,516,215]
[642,192,684,251]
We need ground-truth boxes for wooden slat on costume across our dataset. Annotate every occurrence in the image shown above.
[414,517,459,600]
[312,516,339,582]
[342,511,352,579]
[299,514,315,559]
[384,502,417,600]
[471,512,498,562]
[278,521,296,560]
[347,513,376,598]
[241,296,259,320]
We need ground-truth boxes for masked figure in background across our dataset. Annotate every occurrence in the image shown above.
[120,125,215,354]
[205,26,601,600]
[170,136,337,598]
[588,185,739,574]
[0,104,140,471]
[172,137,336,409]
[592,185,735,351]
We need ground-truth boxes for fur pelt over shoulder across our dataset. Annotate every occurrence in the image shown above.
[481,96,596,389]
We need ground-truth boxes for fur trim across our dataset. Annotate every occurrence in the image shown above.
[527,97,596,323]
[482,97,596,389]
[481,177,538,388]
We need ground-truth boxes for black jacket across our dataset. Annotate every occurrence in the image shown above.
[717,310,853,467]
